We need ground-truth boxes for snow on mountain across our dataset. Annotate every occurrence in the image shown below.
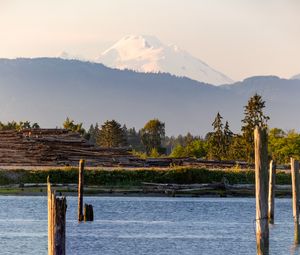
[0,58,300,135]
[291,74,300,80]
[58,51,86,61]
[96,35,233,85]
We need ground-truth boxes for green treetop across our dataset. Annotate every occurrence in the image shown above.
[207,112,225,160]
[141,119,165,155]
[241,93,269,162]
[63,117,85,135]
[96,120,127,148]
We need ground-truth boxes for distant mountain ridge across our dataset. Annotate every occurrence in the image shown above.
[0,58,299,135]
[96,35,233,85]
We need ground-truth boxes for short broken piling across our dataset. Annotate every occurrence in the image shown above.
[48,177,67,255]
[84,204,94,221]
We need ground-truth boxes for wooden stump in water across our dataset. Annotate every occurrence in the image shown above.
[84,204,94,221]
[78,159,84,222]
[268,160,276,224]
[254,127,269,255]
[291,158,300,245]
[48,177,67,255]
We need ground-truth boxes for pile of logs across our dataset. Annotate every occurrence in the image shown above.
[0,128,281,169]
[0,129,144,167]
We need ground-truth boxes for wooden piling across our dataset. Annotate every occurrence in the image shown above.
[291,158,300,244]
[48,177,67,255]
[47,176,53,255]
[254,127,269,255]
[84,204,94,221]
[78,159,85,222]
[268,160,276,224]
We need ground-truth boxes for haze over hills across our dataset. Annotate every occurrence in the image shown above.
[96,35,233,86]
[0,58,299,136]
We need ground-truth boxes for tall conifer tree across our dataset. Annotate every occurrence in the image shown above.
[241,93,269,162]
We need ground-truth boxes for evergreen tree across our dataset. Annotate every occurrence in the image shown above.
[241,93,269,162]
[31,123,40,129]
[207,112,225,160]
[126,127,144,151]
[86,123,99,144]
[227,134,247,161]
[97,120,127,148]
[223,121,234,158]
[184,132,194,146]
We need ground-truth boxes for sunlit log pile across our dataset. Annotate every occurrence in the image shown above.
[0,129,144,167]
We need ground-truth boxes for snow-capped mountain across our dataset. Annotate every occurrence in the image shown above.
[291,74,300,80]
[96,35,233,85]
[0,58,300,135]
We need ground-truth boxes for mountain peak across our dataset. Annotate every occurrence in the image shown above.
[113,35,163,49]
[96,35,233,85]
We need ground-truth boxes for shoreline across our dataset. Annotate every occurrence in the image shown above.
[0,184,292,198]
[0,167,292,197]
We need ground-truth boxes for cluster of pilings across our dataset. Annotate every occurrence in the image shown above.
[255,127,300,255]
[78,159,94,222]
[47,159,93,255]
[46,127,300,255]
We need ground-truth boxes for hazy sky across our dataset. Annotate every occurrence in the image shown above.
[0,0,299,81]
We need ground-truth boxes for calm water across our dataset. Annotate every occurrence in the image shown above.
[0,196,299,255]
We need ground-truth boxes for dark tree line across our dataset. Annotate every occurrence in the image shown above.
[81,119,166,157]
[0,93,283,162]
[0,121,40,131]
[168,93,269,162]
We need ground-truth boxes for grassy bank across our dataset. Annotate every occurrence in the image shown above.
[0,167,291,186]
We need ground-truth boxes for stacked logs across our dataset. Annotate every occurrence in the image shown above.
[0,129,144,167]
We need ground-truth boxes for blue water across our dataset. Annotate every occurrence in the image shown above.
[0,196,299,255]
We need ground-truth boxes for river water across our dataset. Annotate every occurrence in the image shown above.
[0,196,298,255]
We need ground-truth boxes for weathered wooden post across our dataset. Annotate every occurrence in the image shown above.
[84,203,94,221]
[254,127,269,255]
[78,159,84,222]
[291,158,300,245]
[48,177,53,255]
[48,177,67,255]
[268,160,276,224]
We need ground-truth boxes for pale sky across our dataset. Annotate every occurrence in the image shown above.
[0,0,299,81]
